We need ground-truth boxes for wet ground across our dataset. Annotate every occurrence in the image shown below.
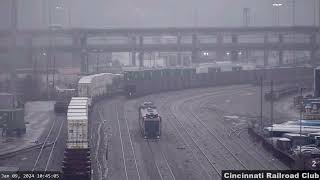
[0,85,298,179]
[91,85,291,180]
[0,101,54,154]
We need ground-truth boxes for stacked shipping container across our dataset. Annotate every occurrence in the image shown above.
[62,97,91,180]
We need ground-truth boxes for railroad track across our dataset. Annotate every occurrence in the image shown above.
[172,101,248,169]
[161,103,221,179]
[32,116,65,171]
[154,95,214,180]
[161,85,287,170]
[123,85,288,179]
[127,85,269,178]
[0,143,52,160]
[130,95,207,180]
[0,113,54,160]
[154,89,249,179]
[44,118,65,171]
[146,140,176,180]
[177,99,249,169]
[158,87,264,173]
[197,96,288,170]
[96,106,105,180]
[181,89,269,169]
[188,88,288,170]
[115,103,141,180]
[90,101,113,180]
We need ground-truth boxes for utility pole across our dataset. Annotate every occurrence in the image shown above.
[53,56,56,89]
[10,0,18,92]
[299,87,303,168]
[314,0,317,26]
[46,54,49,99]
[32,56,37,99]
[67,0,72,28]
[299,88,303,146]
[96,54,99,73]
[292,0,296,67]
[260,76,263,133]
[86,55,89,74]
[243,8,250,27]
[292,0,295,26]
[47,0,53,100]
[270,81,274,142]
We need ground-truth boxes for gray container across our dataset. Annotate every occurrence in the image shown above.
[0,93,15,109]
[276,138,292,151]
[315,136,320,146]
[283,133,309,147]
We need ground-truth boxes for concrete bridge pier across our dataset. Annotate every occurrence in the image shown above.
[216,33,224,61]
[73,33,88,73]
[72,34,80,67]
[278,51,284,65]
[191,34,198,63]
[177,34,182,66]
[26,36,33,68]
[263,34,269,66]
[138,36,144,67]
[80,35,88,73]
[131,36,137,66]
[231,35,238,61]
[278,34,284,65]
[80,52,88,74]
[264,51,269,66]
[310,33,317,63]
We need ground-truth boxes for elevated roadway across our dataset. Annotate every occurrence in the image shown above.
[1,26,319,72]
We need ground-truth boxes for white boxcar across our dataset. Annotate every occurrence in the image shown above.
[69,101,88,107]
[67,108,87,114]
[67,112,87,117]
[78,75,94,106]
[68,105,88,115]
[70,98,88,102]
[68,105,87,109]
[67,115,88,149]
[71,97,89,101]
[78,73,116,107]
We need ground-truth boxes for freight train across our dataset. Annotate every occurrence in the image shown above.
[60,65,314,177]
[264,85,299,101]
[139,102,161,139]
[62,97,90,180]
[62,73,121,180]
[78,73,123,106]
[124,66,313,98]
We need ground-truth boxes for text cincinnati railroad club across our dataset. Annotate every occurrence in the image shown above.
[222,172,320,179]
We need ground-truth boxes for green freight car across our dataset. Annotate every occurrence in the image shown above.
[0,108,25,136]
[0,93,26,136]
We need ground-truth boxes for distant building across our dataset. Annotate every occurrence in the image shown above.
[314,67,320,97]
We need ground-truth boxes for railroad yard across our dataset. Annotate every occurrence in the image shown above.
[2,1,320,180]
[0,84,298,179]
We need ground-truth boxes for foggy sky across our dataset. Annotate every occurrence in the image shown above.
[0,0,318,29]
